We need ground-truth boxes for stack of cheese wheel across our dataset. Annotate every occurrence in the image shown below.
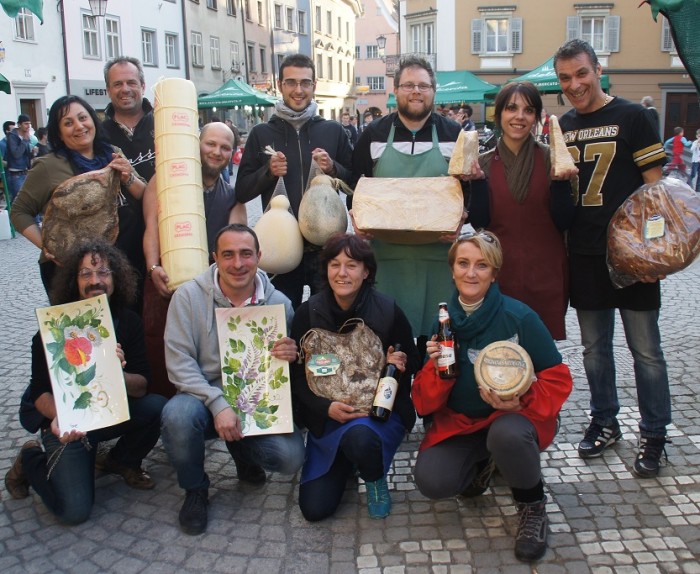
[153,78,208,289]
[474,340,535,400]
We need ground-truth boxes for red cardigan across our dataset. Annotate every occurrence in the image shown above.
[412,360,573,451]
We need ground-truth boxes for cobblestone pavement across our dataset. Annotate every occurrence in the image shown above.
[1,232,699,574]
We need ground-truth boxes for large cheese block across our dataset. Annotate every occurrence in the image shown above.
[474,340,534,400]
[549,115,577,177]
[448,130,480,176]
[352,176,464,244]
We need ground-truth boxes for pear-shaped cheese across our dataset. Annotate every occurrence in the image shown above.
[254,194,304,274]
[448,130,480,176]
[298,175,348,246]
[549,115,577,176]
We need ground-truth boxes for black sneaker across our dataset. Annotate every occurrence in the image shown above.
[514,497,548,562]
[633,436,669,478]
[578,420,622,458]
[179,489,209,535]
[461,457,495,498]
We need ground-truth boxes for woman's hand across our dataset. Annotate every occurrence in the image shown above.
[270,336,298,363]
[328,401,366,423]
[51,417,86,444]
[456,160,486,181]
[425,335,445,372]
[109,153,135,185]
[478,386,522,412]
[386,345,407,373]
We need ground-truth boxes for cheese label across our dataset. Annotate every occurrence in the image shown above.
[645,215,665,239]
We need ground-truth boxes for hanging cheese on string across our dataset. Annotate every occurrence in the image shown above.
[448,130,480,176]
[298,174,353,246]
[549,115,577,177]
[254,193,304,274]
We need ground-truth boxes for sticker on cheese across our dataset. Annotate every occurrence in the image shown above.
[448,130,480,176]
[549,115,577,177]
[474,340,535,400]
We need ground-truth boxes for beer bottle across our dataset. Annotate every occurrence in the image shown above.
[370,344,402,422]
[437,302,459,379]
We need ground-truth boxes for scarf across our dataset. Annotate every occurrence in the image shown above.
[495,133,536,204]
[273,99,318,131]
[65,140,113,174]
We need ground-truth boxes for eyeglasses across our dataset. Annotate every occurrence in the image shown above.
[398,82,434,93]
[78,268,112,280]
[281,79,315,90]
[456,230,496,244]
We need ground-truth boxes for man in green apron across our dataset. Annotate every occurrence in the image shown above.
[350,56,468,354]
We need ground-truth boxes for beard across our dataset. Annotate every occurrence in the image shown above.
[398,98,432,122]
[202,162,225,181]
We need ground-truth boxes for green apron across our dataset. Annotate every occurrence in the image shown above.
[372,123,455,336]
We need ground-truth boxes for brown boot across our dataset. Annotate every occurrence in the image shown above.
[5,440,41,499]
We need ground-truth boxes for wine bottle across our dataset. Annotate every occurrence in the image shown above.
[437,302,459,379]
[370,343,402,422]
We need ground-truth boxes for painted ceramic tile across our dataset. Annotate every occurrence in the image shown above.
[215,304,293,436]
[35,294,129,433]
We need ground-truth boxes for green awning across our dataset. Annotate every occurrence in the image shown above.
[387,70,498,108]
[0,72,10,95]
[198,78,278,108]
[505,57,610,93]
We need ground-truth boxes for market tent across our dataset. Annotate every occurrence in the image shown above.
[505,57,609,92]
[386,70,498,107]
[197,78,277,108]
[0,72,10,95]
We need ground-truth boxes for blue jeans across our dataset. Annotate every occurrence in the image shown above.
[689,162,700,192]
[161,393,305,491]
[7,171,27,203]
[22,393,166,525]
[576,308,671,438]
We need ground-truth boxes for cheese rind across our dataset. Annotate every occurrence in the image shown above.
[448,130,480,176]
[549,115,577,176]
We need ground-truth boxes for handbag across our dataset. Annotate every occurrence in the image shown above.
[299,319,384,413]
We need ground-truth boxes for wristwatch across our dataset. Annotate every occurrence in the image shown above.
[148,264,160,279]
[125,171,136,187]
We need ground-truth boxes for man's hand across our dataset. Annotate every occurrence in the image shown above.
[328,401,366,423]
[311,148,336,176]
[214,407,243,442]
[51,417,86,444]
[269,151,288,177]
[270,336,298,363]
[348,209,374,240]
[151,266,174,299]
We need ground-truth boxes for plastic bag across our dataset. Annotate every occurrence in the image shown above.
[607,176,700,288]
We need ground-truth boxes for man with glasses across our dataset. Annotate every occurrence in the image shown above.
[5,240,166,524]
[236,53,353,308]
[350,55,467,358]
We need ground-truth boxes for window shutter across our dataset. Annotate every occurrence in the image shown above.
[566,16,579,41]
[661,17,673,52]
[606,15,620,52]
[510,17,522,53]
[471,19,483,54]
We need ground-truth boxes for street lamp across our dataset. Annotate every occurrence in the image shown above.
[88,0,108,17]
[376,34,387,61]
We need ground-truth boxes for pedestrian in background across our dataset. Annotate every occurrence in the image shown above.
[689,128,700,191]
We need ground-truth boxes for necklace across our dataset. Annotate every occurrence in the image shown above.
[601,94,613,107]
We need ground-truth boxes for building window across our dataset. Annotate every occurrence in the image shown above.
[367,76,385,91]
[191,31,203,67]
[327,10,332,35]
[316,54,323,78]
[471,15,522,54]
[206,0,217,9]
[338,17,341,38]
[277,53,284,73]
[355,45,360,59]
[346,22,350,40]
[328,56,333,80]
[274,4,282,28]
[82,13,100,58]
[355,75,361,86]
[165,33,179,68]
[286,7,294,31]
[661,17,677,53]
[230,41,240,71]
[366,45,378,59]
[141,29,157,65]
[260,47,267,73]
[425,23,434,54]
[247,44,256,72]
[226,0,236,16]
[566,14,619,53]
[338,60,343,82]
[257,1,263,24]
[244,0,251,20]
[15,8,35,41]
[210,36,221,69]
[347,62,351,83]
[298,11,306,35]
[105,17,121,59]
[315,7,322,32]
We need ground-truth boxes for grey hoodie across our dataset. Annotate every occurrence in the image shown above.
[164,264,293,418]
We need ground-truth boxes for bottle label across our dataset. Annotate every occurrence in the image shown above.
[373,377,398,409]
[437,341,456,368]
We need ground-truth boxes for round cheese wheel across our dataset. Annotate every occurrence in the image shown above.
[474,341,534,400]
